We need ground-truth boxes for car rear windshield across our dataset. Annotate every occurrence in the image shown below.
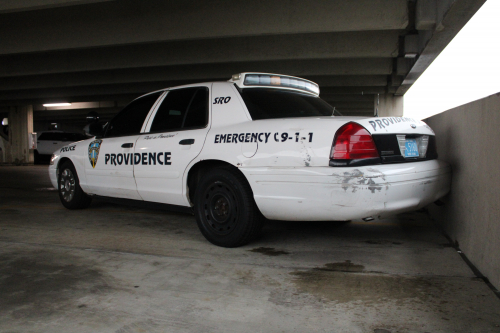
[38,132,86,141]
[238,88,333,120]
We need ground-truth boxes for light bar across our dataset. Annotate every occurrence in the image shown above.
[43,103,71,107]
[232,73,320,96]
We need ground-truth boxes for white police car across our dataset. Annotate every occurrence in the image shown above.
[49,73,451,247]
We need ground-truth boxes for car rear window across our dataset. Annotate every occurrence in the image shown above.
[238,88,333,120]
[38,132,86,141]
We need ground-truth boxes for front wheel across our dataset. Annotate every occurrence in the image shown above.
[194,167,263,247]
[58,161,92,209]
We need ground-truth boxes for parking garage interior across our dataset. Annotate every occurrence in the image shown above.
[1,1,499,332]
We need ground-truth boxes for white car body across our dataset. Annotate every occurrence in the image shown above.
[49,73,450,224]
[37,131,87,156]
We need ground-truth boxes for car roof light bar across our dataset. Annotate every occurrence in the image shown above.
[230,72,320,96]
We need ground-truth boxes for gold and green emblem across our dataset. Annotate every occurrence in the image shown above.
[88,139,102,168]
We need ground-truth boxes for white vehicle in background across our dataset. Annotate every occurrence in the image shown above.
[49,73,451,247]
[35,131,87,163]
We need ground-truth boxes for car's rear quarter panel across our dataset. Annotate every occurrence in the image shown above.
[195,86,449,221]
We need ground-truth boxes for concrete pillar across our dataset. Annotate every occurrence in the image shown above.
[375,94,404,117]
[3,105,34,165]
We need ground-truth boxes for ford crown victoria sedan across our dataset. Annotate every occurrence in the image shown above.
[49,73,451,247]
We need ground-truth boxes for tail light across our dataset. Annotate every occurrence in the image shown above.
[331,122,379,161]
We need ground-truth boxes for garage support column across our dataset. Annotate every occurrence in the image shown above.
[4,105,34,165]
[375,94,404,117]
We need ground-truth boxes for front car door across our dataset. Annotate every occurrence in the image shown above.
[84,91,164,199]
[134,85,211,206]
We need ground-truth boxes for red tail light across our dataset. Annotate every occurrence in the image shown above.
[331,123,379,160]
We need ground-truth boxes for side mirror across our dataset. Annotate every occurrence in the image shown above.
[88,122,104,137]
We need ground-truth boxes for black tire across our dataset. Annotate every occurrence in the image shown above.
[58,161,92,209]
[194,167,263,247]
[34,150,40,164]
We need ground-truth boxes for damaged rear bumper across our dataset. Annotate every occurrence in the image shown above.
[241,160,451,221]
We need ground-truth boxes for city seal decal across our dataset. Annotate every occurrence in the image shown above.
[88,139,103,168]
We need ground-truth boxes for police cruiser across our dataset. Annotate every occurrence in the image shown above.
[49,73,451,247]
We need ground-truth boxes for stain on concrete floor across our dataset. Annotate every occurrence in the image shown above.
[365,240,403,245]
[316,261,365,273]
[249,247,290,256]
[0,209,21,215]
[0,251,114,318]
[290,268,439,304]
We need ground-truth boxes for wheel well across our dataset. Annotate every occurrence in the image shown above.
[187,160,247,205]
[57,157,72,177]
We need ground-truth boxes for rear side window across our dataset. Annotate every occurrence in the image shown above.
[150,87,208,132]
[38,132,62,141]
[239,88,333,120]
[105,92,162,137]
[66,133,87,142]
[37,133,51,140]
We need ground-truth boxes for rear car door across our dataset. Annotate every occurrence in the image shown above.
[37,132,63,155]
[134,85,211,205]
[84,91,163,199]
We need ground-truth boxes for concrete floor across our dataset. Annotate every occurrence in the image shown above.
[0,165,499,333]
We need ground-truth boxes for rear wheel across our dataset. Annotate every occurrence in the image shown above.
[58,161,92,209]
[194,167,263,247]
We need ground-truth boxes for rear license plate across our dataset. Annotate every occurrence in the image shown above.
[404,139,419,157]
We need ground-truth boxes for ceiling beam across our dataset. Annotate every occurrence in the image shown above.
[0,31,399,77]
[396,0,486,95]
[0,71,389,91]
[0,0,115,13]
[0,85,386,106]
[0,58,392,98]
[0,0,408,55]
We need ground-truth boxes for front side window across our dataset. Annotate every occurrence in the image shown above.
[238,88,333,120]
[150,87,208,132]
[105,92,162,137]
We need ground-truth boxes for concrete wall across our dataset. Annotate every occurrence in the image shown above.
[376,94,404,117]
[1,105,34,165]
[424,92,500,290]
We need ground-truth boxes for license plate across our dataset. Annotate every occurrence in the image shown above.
[404,139,419,157]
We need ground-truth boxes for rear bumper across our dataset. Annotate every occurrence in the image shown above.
[241,160,451,221]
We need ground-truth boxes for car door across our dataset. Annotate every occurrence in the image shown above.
[134,85,211,206]
[84,91,164,199]
[36,132,61,155]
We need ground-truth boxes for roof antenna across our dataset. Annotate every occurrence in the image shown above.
[375,93,379,117]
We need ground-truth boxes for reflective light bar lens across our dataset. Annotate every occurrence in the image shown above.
[244,74,319,95]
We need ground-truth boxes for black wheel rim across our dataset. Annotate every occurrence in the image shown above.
[203,181,238,235]
[59,168,76,202]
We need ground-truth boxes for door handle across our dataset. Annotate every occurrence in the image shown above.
[121,143,134,148]
[179,139,195,145]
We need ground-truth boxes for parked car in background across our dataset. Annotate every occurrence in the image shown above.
[35,131,87,163]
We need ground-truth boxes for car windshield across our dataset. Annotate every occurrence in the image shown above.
[238,88,333,120]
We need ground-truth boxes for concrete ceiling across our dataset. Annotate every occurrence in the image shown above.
[0,0,486,126]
